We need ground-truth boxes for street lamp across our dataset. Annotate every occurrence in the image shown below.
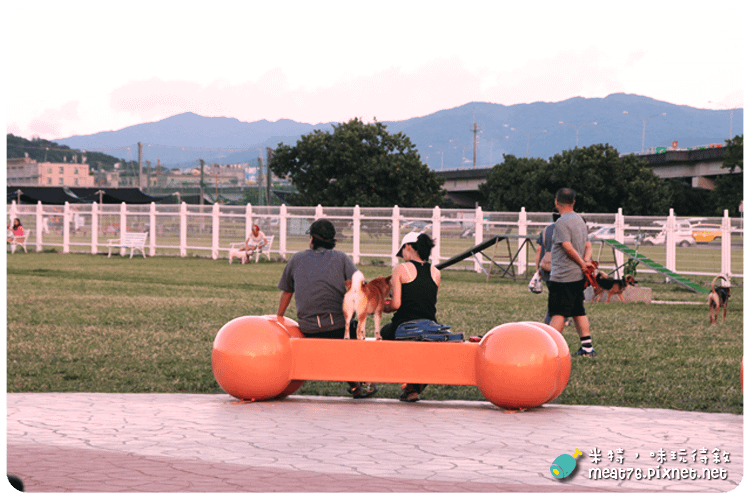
[479,136,508,164]
[172,191,181,204]
[708,101,734,139]
[558,121,597,148]
[623,111,666,153]
[510,127,547,158]
[428,145,446,169]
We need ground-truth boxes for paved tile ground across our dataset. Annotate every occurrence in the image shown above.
[5,393,744,493]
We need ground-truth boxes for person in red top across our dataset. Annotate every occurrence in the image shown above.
[239,224,268,264]
[7,218,24,243]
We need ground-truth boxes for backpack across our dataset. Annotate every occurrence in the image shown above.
[540,227,552,272]
[394,319,464,342]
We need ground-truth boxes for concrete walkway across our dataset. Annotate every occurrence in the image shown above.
[6,393,743,493]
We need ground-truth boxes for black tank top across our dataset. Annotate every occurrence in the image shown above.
[392,261,438,328]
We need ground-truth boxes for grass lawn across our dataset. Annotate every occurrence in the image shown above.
[5,252,743,414]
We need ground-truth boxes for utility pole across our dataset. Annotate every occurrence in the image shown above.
[199,159,205,207]
[138,142,143,188]
[257,155,264,205]
[266,147,273,205]
[470,122,481,167]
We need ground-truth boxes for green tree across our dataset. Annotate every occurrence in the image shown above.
[479,144,672,215]
[478,155,552,211]
[269,119,445,207]
[710,134,743,216]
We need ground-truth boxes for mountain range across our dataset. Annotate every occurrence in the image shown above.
[54,93,743,171]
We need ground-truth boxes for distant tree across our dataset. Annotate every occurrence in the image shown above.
[269,119,445,207]
[478,155,552,211]
[6,133,120,169]
[479,144,671,215]
[666,179,715,216]
[710,134,743,216]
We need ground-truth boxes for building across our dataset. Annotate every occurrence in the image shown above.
[157,163,248,189]
[6,155,95,188]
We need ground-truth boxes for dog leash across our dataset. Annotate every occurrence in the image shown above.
[584,261,599,289]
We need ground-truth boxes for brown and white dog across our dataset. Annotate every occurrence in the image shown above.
[343,271,392,340]
[592,272,638,303]
[708,275,730,324]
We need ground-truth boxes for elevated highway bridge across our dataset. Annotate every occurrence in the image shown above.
[438,146,731,207]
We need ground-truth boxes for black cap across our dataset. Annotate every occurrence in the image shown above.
[307,218,336,242]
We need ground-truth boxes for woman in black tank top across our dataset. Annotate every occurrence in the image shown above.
[379,232,441,402]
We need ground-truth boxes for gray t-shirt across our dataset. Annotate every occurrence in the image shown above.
[277,248,358,334]
[549,212,589,283]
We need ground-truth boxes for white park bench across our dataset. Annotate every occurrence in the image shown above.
[228,235,274,264]
[107,232,148,258]
[7,233,30,254]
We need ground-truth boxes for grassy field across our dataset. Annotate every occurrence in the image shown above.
[5,252,743,414]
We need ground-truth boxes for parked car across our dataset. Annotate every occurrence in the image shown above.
[401,220,431,232]
[642,221,696,247]
[692,223,722,243]
[588,226,642,245]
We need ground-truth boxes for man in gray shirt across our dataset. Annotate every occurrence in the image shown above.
[276,218,377,397]
[548,188,597,357]
[277,219,358,336]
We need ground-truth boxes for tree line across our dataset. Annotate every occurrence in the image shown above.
[7,134,129,171]
[269,120,742,216]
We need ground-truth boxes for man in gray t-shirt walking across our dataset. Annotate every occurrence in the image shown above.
[547,188,598,357]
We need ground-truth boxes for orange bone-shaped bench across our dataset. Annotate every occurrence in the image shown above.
[212,315,571,410]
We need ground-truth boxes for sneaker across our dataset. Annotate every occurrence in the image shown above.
[399,390,420,402]
[351,383,378,399]
[573,347,597,357]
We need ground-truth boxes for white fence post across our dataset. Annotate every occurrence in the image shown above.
[36,201,43,253]
[391,206,400,267]
[279,204,288,260]
[91,202,99,255]
[8,200,17,226]
[517,207,527,275]
[149,202,156,257]
[315,204,324,220]
[63,202,71,254]
[245,203,253,239]
[211,203,220,259]
[119,202,127,256]
[665,208,676,273]
[352,205,361,265]
[432,206,441,264]
[179,202,187,257]
[721,209,731,278]
[614,208,625,271]
[474,205,483,273]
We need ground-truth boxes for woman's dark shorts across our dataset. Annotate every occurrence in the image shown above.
[547,279,587,318]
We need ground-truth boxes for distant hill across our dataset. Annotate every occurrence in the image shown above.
[7,134,124,169]
[47,93,742,170]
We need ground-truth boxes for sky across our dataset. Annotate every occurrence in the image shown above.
[3,0,746,143]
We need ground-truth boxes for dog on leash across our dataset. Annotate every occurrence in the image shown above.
[343,271,392,340]
[592,272,637,303]
[708,275,730,324]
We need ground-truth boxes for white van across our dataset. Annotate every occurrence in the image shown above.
[642,221,696,247]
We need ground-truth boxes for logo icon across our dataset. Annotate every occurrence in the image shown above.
[550,448,583,479]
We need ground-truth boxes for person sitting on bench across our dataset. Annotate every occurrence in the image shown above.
[380,232,442,402]
[239,225,268,264]
[7,218,24,243]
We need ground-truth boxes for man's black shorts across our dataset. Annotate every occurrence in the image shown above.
[547,279,587,318]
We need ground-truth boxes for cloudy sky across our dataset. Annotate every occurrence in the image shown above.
[4,0,745,142]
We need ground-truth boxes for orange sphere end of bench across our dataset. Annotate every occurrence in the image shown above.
[523,321,571,403]
[212,315,304,401]
[476,322,561,409]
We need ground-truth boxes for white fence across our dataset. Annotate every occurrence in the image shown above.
[7,201,743,281]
